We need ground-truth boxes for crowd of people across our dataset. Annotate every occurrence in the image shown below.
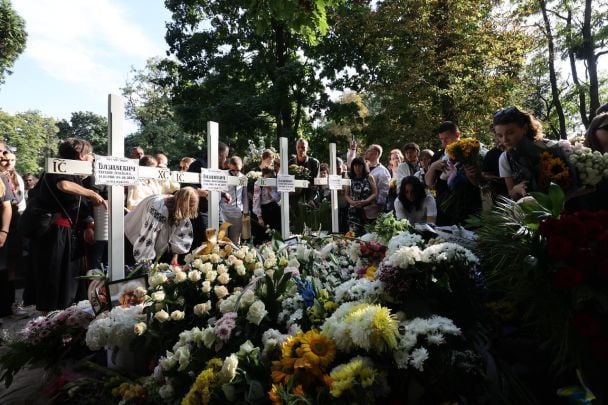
[1,104,607,320]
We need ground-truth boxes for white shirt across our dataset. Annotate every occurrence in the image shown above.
[498,152,513,178]
[124,195,193,261]
[394,194,437,223]
[252,183,280,217]
[220,172,249,216]
[370,163,391,206]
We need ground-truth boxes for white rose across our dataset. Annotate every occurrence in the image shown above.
[201,262,213,273]
[215,285,229,299]
[152,291,166,302]
[192,258,203,269]
[201,281,212,293]
[217,264,228,274]
[235,249,246,259]
[240,290,256,308]
[188,270,202,282]
[134,322,147,336]
[194,301,212,316]
[206,271,218,282]
[246,300,268,325]
[174,271,187,283]
[218,354,239,383]
[245,252,256,263]
[235,264,246,276]
[170,310,185,321]
[217,272,231,285]
[209,254,221,263]
[155,310,170,322]
[253,268,264,277]
[149,272,168,288]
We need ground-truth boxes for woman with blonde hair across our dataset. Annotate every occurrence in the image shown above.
[0,151,14,319]
[124,187,199,264]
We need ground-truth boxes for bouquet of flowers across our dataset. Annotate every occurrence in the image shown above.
[288,164,311,180]
[85,304,145,351]
[444,138,483,189]
[445,138,481,165]
[538,151,571,190]
[568,143,608,187]
[364,212,411,244]
[0,302,94,387]
[245,170,263,189]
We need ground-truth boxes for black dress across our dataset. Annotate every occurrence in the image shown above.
[29,173,91,311]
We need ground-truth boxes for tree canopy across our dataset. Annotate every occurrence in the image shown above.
[56,111,108,154]
[0,0,27,86]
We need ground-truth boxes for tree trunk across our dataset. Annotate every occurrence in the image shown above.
[583,0,600,121]
[566,8,589,128]
[432,0,457,122]
[539,0,567,139]
[273,21,294,145]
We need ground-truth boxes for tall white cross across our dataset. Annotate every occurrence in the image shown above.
[107,95,125,281]
[314,142,350,233]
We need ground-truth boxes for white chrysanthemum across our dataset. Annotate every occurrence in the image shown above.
[420,242,479,266]
[174,346,191,371]
[388,245,423,269]
[334,278,384,304]
[387,231,424,256]
[409,347,429,371]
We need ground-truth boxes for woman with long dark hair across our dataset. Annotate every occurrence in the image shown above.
[494,106,549,199]
[394,176,436,224]
[344,157,377,235]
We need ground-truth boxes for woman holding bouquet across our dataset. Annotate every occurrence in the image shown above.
[495,107,568,200]
[345,157,377,236]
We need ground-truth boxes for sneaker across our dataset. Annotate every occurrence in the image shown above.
[11,303,30,319]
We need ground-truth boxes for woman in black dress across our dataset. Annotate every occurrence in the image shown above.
[28,138,106,312]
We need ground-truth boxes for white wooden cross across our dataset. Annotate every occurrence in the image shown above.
[45,96,247,280]
[313,143,350,233]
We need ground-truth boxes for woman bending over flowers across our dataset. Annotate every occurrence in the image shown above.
[495,106,569,199]
[124,187,198,265]
[394,176,436,224]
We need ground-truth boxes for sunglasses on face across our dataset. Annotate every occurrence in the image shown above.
[493,106,520,119]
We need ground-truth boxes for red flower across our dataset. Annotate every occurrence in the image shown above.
[555,266,583,289]
[591,337,608,364]
[570,313,601,338]
[547,236,574,261]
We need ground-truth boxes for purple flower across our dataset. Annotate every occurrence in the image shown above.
[214,312,237,342]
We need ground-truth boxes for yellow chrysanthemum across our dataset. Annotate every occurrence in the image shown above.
[329,358,377,398]
[300,330,336,368]
[182,358,222,405]
[343,303,399,352]
[364,265,377,280]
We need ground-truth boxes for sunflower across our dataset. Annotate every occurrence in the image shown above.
[271,357,296,384]
[268,384,283,405]
[539,151,570,189]
[281,333,302,359]
[300,330,337,368]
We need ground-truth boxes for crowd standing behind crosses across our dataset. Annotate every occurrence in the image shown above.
[1,106,608,317]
